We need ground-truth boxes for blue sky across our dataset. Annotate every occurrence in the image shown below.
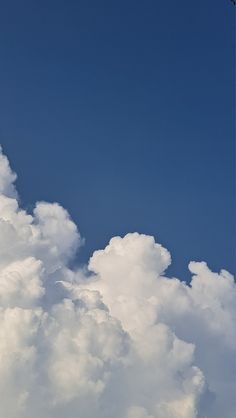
[0,0,235,278]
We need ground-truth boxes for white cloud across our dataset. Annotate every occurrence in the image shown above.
[0,146,235,418]
[0,145,17,198]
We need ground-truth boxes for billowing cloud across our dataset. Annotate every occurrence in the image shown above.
[0,146,235,418]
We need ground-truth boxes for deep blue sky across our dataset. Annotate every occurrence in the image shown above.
[0,0,235,278]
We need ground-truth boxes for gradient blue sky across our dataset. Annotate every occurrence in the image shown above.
[0,0,235,278]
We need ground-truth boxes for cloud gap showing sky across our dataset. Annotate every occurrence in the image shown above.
[0,146,235,418]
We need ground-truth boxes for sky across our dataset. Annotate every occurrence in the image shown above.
[0,2,236,417]
[0,0,235,279]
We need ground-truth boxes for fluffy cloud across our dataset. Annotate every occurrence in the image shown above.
[0,145,17,198]
[0,147,235,418]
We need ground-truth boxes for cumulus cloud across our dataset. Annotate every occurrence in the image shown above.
[0,146,18,198]
[0,146,235,418]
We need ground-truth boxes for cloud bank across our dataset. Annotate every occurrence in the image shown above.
[0,146,235,418]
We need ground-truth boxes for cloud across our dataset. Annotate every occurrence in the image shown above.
[0,146,235,418]
[0,145,17,198]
